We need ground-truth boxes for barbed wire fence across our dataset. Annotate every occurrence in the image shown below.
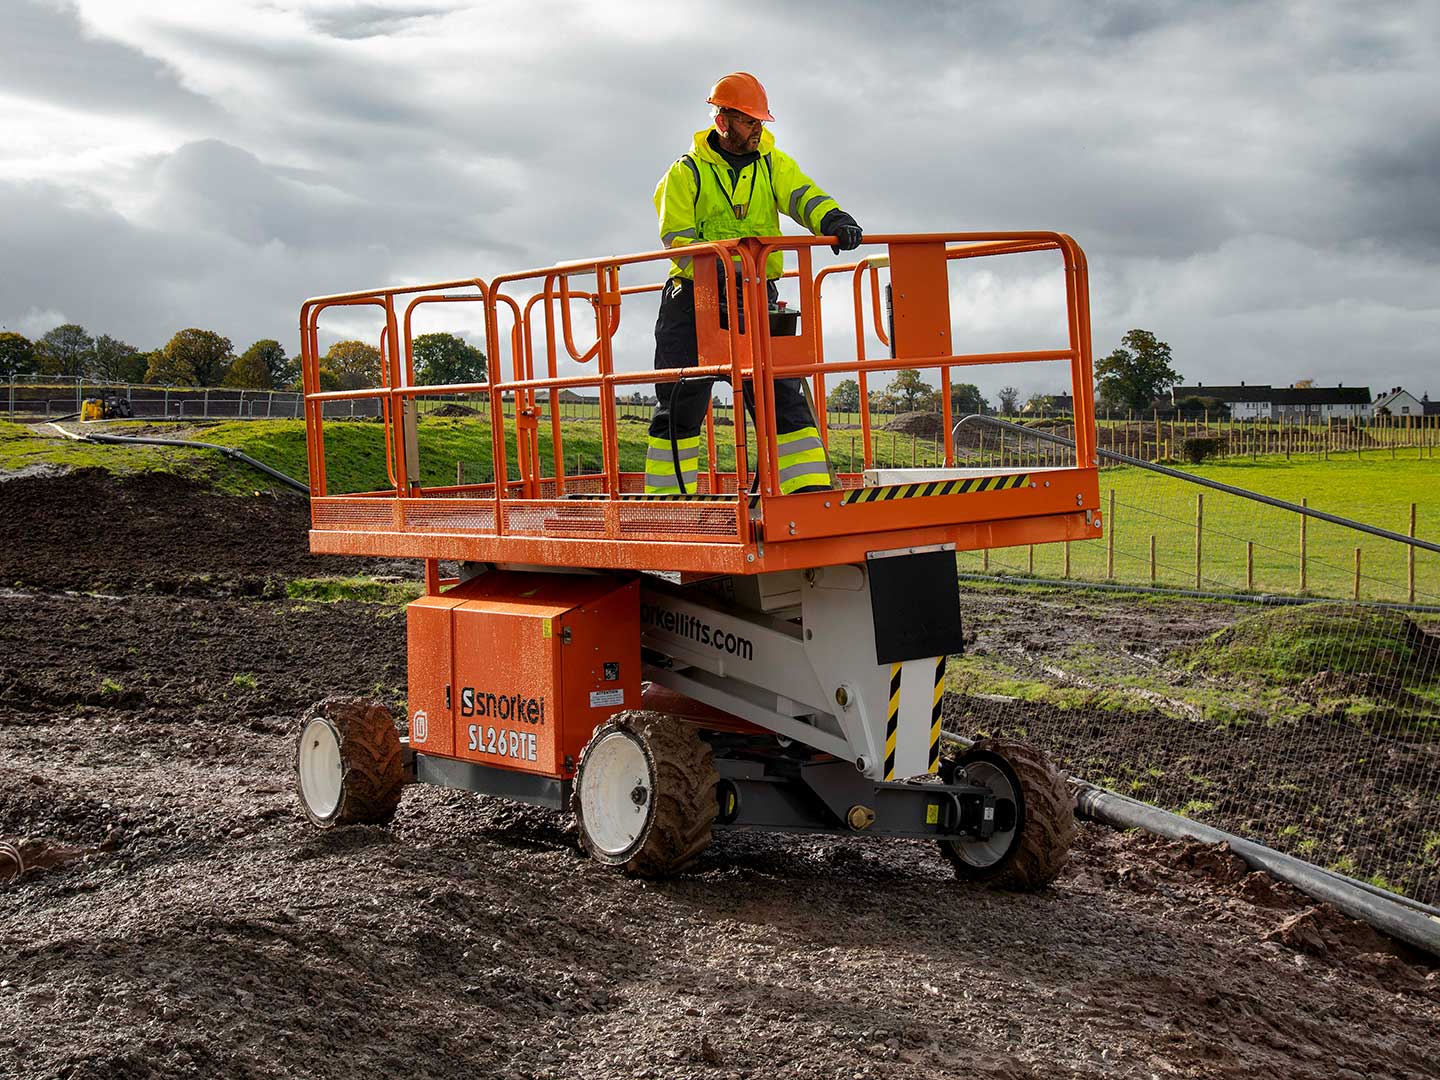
[944,417,1440,904]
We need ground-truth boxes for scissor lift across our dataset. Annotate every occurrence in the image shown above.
[293,232,1099,886]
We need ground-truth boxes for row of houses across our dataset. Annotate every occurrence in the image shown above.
[1167,383,1438,421]
[1027,385,1439,420]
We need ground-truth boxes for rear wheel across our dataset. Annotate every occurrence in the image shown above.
[572,711,718,877]
[296,696,405,828]
[940,738,1075,890]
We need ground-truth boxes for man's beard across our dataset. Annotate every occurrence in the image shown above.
[721,131,753,154]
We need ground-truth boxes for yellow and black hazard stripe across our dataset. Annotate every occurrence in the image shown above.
[884,662,901,781]
[842,472,1030,506]
[929,656,945,774]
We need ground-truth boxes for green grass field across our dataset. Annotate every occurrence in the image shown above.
[962,452,1440,604]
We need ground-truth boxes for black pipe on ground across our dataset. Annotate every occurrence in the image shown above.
[1072,781,1440,959]
[46,424,308,494]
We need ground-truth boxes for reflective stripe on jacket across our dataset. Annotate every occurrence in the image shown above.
[654,128,842,282]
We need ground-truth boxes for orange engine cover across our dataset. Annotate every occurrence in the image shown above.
[406,571,640,780]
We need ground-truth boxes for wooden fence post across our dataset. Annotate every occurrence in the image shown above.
[1027,544,1034,575]
[1246,541,1254,591]
[1194,493,1204,589]
[1409,503,1417,605]
[1353,547,1362,601]
[983,548,990,572]
[1107,487,1115,580]
[1300,497,1308,593]
[457,461,465,486]
[1149,535,1157,584]
[1064,541,1071,579]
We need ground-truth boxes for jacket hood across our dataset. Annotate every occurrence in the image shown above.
[690,127,776,163]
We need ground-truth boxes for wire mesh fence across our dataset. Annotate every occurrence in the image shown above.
[943,416,1440,904]
[945,594,1440,904]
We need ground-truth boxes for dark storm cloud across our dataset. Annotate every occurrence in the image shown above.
[1,0,218,121]
[1344,121,1440,255]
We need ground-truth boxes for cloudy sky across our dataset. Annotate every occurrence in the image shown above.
[3,0,1438,403]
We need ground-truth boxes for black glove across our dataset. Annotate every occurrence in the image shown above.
[821,209,863,253]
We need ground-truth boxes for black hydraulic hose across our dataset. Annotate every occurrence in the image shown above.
[953,414,1440,556]
[668,374,690,496]
[74,430,309,494]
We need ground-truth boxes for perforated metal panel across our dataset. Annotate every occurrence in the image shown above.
[619,503,739,539]
[401,499,498,534]
[311,499,394,530]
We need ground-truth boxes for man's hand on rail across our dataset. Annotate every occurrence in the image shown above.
[821,209,863,253]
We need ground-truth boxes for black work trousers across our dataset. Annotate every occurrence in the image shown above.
[648,275,817,442]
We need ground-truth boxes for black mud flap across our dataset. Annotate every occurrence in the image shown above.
[866,548,964,664]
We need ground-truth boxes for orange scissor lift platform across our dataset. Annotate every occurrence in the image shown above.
[293,231,1099,882]
[299,232,1101,577]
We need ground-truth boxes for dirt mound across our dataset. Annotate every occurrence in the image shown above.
[882,410,943,435]
[431,403,479,417]
[0,466,403,594]
[1186,604,1440,688]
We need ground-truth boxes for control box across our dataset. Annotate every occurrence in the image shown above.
[406,571,641,779]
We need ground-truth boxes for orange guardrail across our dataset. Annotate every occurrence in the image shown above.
[299,232,1100,574]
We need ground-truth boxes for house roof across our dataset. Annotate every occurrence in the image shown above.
[1171,385,1274,403]
[1373,386,1418,407]
[1170,384,1372,406]
[1271,386,1372,405]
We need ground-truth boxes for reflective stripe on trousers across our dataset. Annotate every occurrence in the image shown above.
[644,434,700,494]
[775,426,830,494]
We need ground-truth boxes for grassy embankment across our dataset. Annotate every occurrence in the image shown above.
[0,414,946,496]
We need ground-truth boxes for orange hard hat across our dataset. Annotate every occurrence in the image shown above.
[706,72,774,122]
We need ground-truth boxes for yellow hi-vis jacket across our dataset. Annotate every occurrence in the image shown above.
[654,128,843,281]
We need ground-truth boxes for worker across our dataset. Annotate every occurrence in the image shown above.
[646,71,863,496]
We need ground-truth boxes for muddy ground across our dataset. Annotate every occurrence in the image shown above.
[1,468,1437,1079]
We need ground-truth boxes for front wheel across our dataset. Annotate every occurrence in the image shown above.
[939,738,1075,890]
[572,711,718,878]
[295,696,405,828]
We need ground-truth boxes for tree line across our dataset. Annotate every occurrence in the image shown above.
[2,318,1175,414]
[0,324,486,392]
[823,328,1182,417]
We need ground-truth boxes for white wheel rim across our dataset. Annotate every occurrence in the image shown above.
[955,760,1018,867]
[579,730,652,856]
[298,717,343,819]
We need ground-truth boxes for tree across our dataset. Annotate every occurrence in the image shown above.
[997,386,1021,415]
[950,382,988,415]
[323,340,382,390]
[92,335,146,382]
[826,378,860,413]
[1025,393,1054,415]
[1095,329,1181,412]
[146,328,234,386]
[226,339,295,390]
[884,368,939,412]
[36,324,94,377]
[412,332,486,386]
[1293,378,1315,389]
[0,332,37,376]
